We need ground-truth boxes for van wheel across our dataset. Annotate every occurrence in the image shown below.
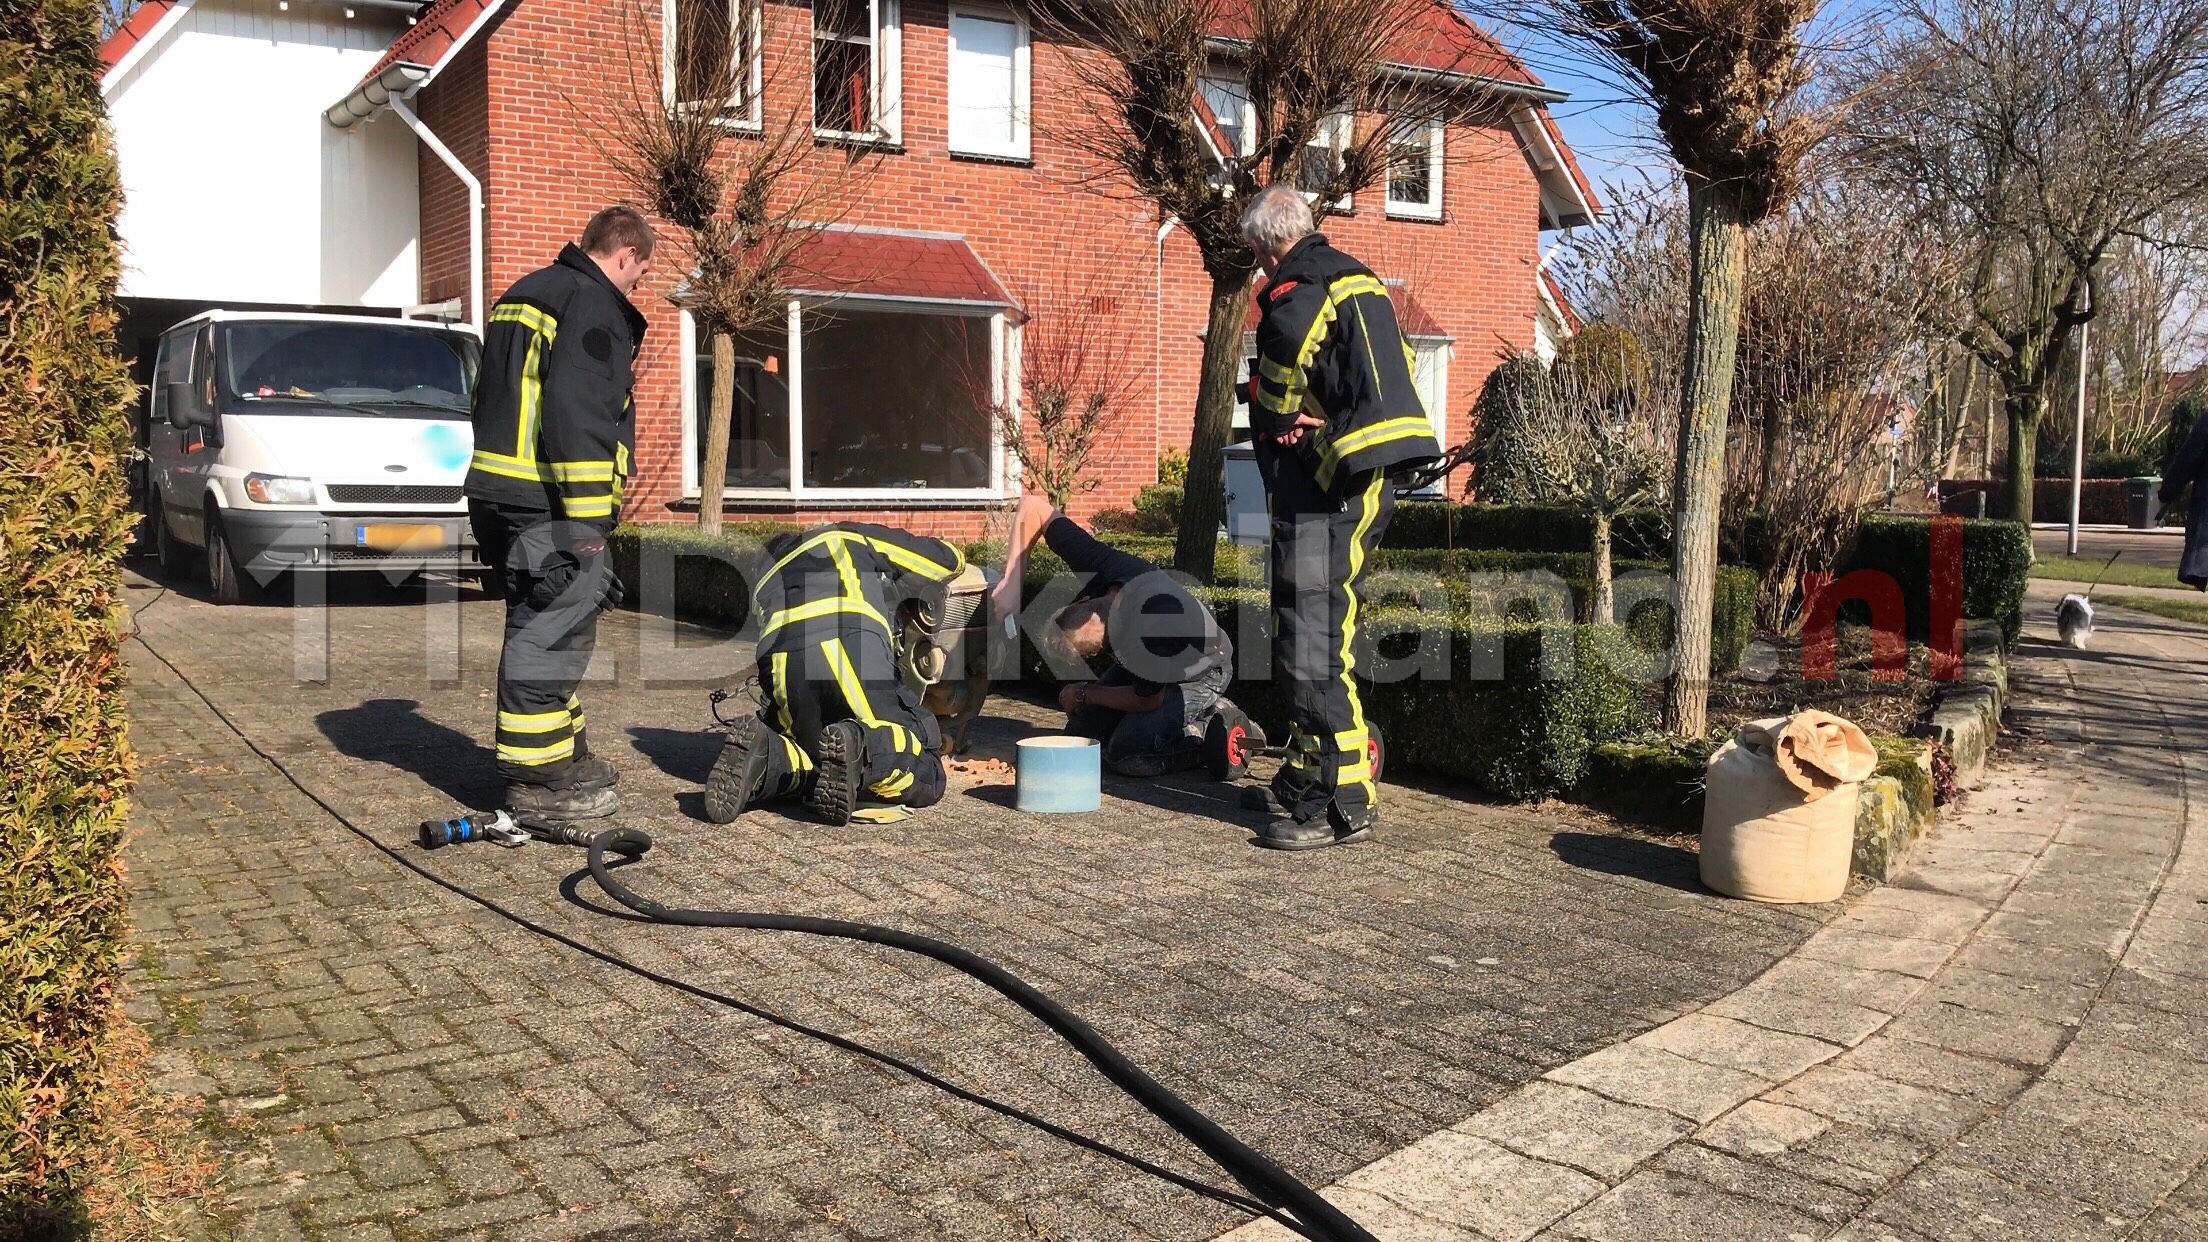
[205,509,254,605]
[154,501,194,580]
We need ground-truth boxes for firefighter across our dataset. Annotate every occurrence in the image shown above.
[704,523,968,826]
[466,206,652,822]
[1238,184,1438,850]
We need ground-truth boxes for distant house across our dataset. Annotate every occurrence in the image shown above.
[101,0,1599,532]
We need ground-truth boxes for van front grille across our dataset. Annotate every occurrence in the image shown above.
[326,484,464,504]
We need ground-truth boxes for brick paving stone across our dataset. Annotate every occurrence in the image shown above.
[122,571,1831,1239]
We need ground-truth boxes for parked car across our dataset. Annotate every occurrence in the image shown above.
[145,311,481,602]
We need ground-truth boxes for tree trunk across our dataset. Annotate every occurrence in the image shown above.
[2005,385,2046,530]
[1176,271,1254,582]
[697,332,736,535]
[1591,509,1614,625]
[1757,402,1781,508]
[1663,184,1749,737]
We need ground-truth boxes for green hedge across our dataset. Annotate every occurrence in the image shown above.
[1386,502,1670,558]
[1571,733,1931,833]
[1200,592,1654,800]
[606,521,796,630]
[1841,514,2031,647]
[2,0,140,1214]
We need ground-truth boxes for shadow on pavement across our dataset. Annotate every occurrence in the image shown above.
[1548,830,1707,894]
[627,725,721,784]
[316,697,499,808]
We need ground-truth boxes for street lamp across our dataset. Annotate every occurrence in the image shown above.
[2068,289,2093,556]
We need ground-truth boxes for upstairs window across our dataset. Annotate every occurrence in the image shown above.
[947,7,1030,159]
[1198,76,1252,159]
[1387,115,1444,219]
[1295,109,1353,210]
[668,0,759,118]
[814,0,901,140]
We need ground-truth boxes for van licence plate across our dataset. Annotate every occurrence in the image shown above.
[356,523,445,552]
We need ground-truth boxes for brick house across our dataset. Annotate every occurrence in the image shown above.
[103,0,1596,537]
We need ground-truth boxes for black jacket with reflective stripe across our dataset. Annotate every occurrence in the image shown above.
[752,523,968,660]
[1247,234,1439,489]
[464,244,648,532]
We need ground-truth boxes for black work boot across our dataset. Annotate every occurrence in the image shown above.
[808,720,866,826]
[566,754,619,790]
[506,774,620,822]
[703,716,772,825]
[1256,807,1376,851]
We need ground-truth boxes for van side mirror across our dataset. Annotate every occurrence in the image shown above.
[165,382,197,428]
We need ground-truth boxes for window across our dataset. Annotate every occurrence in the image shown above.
[225,323,477,414]
[947,7,1029,159]
[814,0,900,140]
[1386,116,1443,219]
[668,0,759,119]
[688,319,794,492]
[1406,338,1450,493]
[1296,110,1353,211]
[682,302,1005,498]
[1199,76,1251,159]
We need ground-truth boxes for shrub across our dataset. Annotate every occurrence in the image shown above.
[1156,449,1189,488]
[606,521,797,629]
[1,0,140,1216]
[1939,478,2135,524]
[1574,738,1715,832]
[1466,353,1552,502]
[1203,593,1655,800]
[1843,514,2031,647]
[1384,502,1670,559]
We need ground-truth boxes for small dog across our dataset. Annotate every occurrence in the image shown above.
[2056,592,2095,649]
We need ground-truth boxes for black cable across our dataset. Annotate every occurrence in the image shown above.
[582,828,1378,1242]
[129,625,1368,1241]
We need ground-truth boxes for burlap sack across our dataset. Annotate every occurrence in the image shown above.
[1700,712,1875,904]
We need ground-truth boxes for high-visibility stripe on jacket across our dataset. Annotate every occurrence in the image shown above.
[752,522,967,657]
[1249,234,1440,489]
[465,243,647,532]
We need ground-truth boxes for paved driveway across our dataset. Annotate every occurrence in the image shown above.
[121,567,1833,1241]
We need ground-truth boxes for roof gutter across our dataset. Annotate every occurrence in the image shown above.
[101,0,197,96]
[325,60,428,128]
[386,96,485,333]
[1199,36,1569,103]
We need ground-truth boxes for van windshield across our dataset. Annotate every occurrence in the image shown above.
[226,322,478,415]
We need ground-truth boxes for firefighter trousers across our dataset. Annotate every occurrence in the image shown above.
[1265,461,1395,827]
[471,503,615,786]
[752,631,946,808]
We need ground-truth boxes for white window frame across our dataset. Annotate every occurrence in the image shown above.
[812,0,902,144]
[946,4,1030,160]
[1301,109,1353,213]
[682,298,1012,502]
[663,0,762,126]
[1198,74,1253,161]
[1405,337,1452,494]
[1386,115,1444,220]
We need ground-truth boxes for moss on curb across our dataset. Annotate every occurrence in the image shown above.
[1871,735,1936,823]
[1574,738,1714,833]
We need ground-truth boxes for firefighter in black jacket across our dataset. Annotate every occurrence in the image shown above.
[703,523,968,826]
[1239,184,1439,850]
[465,206,653,821]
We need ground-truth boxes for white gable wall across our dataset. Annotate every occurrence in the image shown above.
[106,0,419,307]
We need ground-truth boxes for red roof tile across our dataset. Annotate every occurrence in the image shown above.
[779,226,1022,312]
[353,0,499,90]
[1208,0,1540,87]
[100,0,179,72]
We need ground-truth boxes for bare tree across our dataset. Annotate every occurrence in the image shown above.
[959,291,1140,510]
[1523,0,1824,735]
[580,0,876,533]
[1846,0,2208,530]
[1038,0,1519,580]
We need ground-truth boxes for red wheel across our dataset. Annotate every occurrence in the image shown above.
[1227,725,1247,767]
[1366,726,1386,783]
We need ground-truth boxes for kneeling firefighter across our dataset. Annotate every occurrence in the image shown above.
[704,523,968,825]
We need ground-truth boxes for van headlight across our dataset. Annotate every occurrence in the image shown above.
[244,474,316,505]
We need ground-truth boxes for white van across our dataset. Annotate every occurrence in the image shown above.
[146,311,482,603]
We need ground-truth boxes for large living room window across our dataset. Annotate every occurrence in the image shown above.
[682,302,1006,500]
[814,0,901,141]
[947,5,1030,159]
[666,0,760,120]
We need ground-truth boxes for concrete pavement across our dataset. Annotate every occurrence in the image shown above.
[1224,582,2208,1241]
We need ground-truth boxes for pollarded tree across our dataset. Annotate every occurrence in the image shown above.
[1534,0,1824,735]
[1848,0,2208,530]
[585,0,877,534]
[0,0,138,1217]
[1041,0,1518,580]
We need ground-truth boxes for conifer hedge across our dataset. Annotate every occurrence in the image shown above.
[1,0,138,1219]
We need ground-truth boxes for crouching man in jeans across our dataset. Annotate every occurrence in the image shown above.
[998,492,1255,776]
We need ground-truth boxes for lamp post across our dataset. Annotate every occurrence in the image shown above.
[2068,316,2091,556]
